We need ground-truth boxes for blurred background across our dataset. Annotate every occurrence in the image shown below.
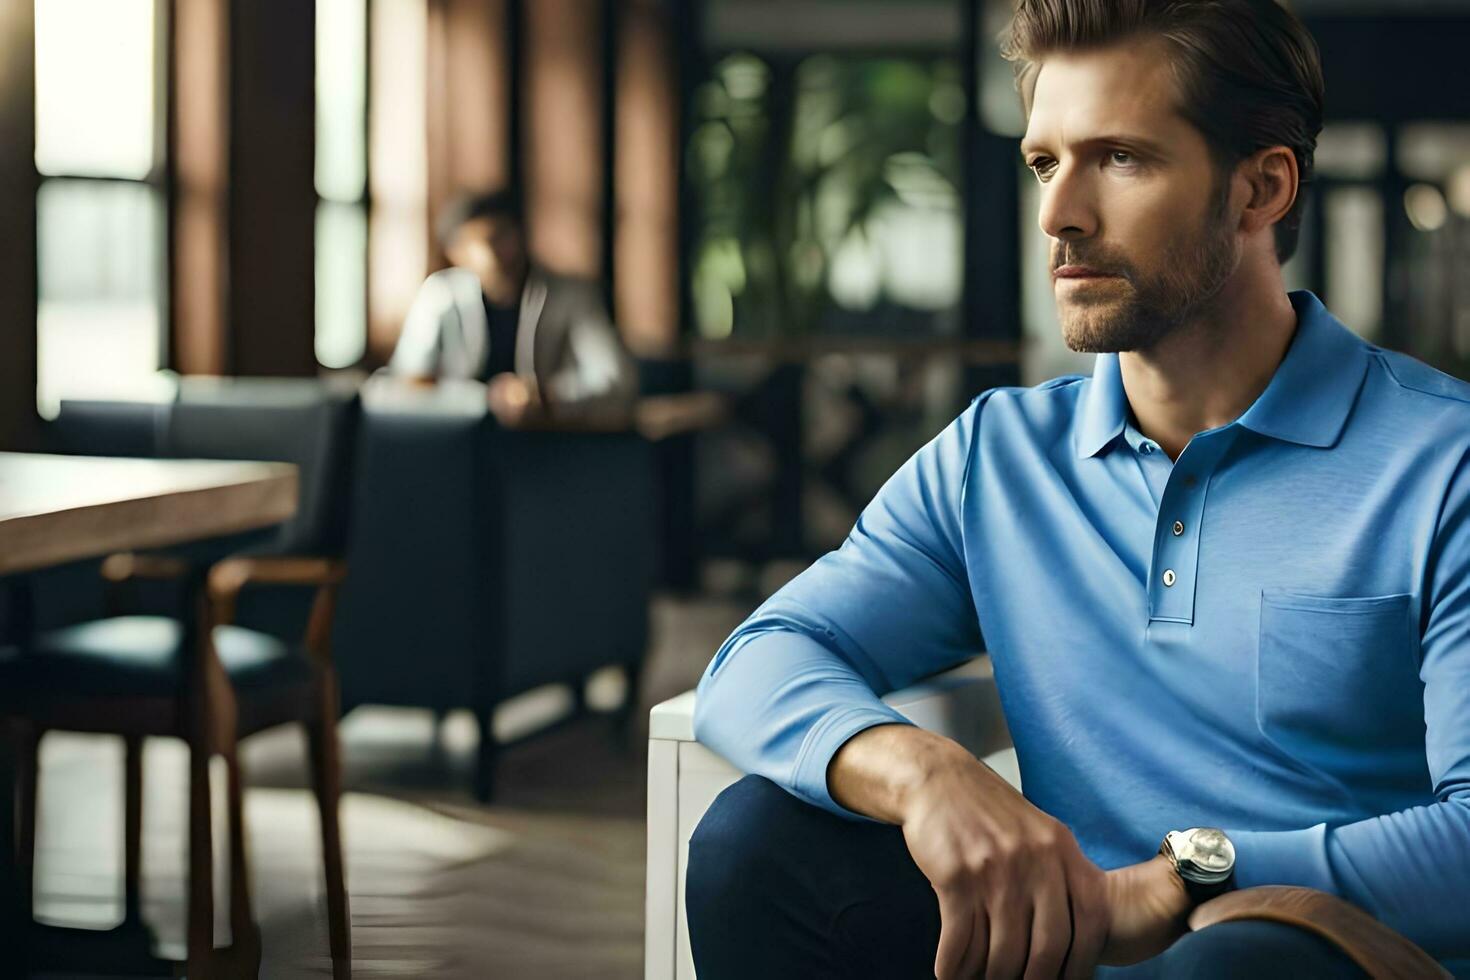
[0,0,1468,976]
[5,0,1470,559]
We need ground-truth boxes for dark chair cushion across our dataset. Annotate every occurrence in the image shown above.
[1,617,314,699]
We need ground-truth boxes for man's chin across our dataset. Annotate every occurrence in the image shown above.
[1063,334,1128,355]
[1059,302,1134,354]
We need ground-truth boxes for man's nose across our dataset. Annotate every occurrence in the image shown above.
[1037,164,1098,243]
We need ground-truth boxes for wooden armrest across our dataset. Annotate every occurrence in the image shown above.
[100,552,191,583]
[509,404,634,433]
[634,392,729,441]
[207,557,348,603]
[1189,886,1450,979]
[207,557,347,659]
[502,393,728,439]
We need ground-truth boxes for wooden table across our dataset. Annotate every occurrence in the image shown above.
[0,452,297,576]
[0,452,298,978]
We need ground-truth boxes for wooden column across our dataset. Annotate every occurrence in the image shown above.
[0,0,38,448]
[523,0,605,279]
[228,0,316,376]
[962,0,1021,391]
[615,0,680,354]
[173,0,316,378]
[427,0,514,255]
[171,0,230,376]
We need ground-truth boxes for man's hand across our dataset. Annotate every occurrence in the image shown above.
[486,373,542,427]
[1100,854,1192,966]
[829,726,1110,979]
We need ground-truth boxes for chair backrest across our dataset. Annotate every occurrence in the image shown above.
[50,398,170,458]
[331,382,493,712]
[332,377,659,714]
[166,377,361,557]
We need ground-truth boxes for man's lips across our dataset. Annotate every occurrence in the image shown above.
[1053,265,1121,279]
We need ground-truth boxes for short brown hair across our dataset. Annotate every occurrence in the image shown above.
[436,187,524,252]
[1000,0,1324,263]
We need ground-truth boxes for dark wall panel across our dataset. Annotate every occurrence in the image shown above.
[0,1,38,448]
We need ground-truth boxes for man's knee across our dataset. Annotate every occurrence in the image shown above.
[687,775,811,911]
[686,774,938,978]
[686,775,850,976]
[1153,920,1367,978]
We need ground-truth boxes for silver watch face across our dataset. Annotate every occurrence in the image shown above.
[1177,828,1235,879]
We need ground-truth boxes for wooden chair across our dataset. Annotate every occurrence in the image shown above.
[1,557,350,978]
[1,381,358,977]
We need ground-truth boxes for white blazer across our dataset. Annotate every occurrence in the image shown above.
[388,266,637,420]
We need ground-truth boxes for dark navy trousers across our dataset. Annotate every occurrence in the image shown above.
[686,776,1368,979]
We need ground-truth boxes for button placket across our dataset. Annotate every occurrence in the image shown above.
[1150,480,1200,622]
[1146,429,1239,625]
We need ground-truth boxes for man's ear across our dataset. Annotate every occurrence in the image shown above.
[1235,146,1299,238]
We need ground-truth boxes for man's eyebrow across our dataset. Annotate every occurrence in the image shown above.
[1019,133,1169,158]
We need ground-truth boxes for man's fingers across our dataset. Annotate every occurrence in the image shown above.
[933,893,974,980]
[984,896,1030,980]
[1062,868,1109,980]
[955,906,989,980]
[1062,903,1109,980]
[1022,881,1071,980]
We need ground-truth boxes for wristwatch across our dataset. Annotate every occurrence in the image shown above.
[1159,827,1236,904]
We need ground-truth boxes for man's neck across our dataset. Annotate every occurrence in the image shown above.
[1118,267,1298,461]
[482,266,529,309]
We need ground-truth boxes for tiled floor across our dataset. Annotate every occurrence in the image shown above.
[27,594,751,978]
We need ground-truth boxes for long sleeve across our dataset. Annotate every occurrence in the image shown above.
[541,287,637,423]
[1226,449,1470,959]
[694,395,989,818]
[387,274,454,379]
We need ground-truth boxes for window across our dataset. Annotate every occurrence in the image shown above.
[315,0,369,368]
[34,0,168,418]
[688,52,966,340]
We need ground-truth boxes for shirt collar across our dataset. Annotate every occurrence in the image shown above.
[1074,350,1128,459]
[1073,291,1370,459]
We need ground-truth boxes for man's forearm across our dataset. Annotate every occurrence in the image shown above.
[828,723,1005,824]
[1224,801,1470,957]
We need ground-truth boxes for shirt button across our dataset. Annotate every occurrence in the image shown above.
[1140,443,1155,455]
[1163,569,1177,587]
[1173,520,1185,536]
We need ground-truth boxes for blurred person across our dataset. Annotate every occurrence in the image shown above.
[388,189,636,426]
[686,1,1470,978]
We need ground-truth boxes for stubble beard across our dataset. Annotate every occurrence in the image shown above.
[1057,190,1240,354]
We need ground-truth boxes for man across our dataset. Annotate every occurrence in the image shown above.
[687,1,1470,978]
[387,189,637,426]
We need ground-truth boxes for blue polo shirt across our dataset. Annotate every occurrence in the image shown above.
[695,291,1470,962]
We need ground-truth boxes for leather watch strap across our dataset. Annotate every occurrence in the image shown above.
[1189,886,1451,979]
[1179,870,1234,906]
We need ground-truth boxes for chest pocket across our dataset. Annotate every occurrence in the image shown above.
[1256,591,1427,791]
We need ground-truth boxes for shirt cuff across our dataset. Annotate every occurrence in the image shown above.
[1223,822,1338,895]
[791,703,915,821]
